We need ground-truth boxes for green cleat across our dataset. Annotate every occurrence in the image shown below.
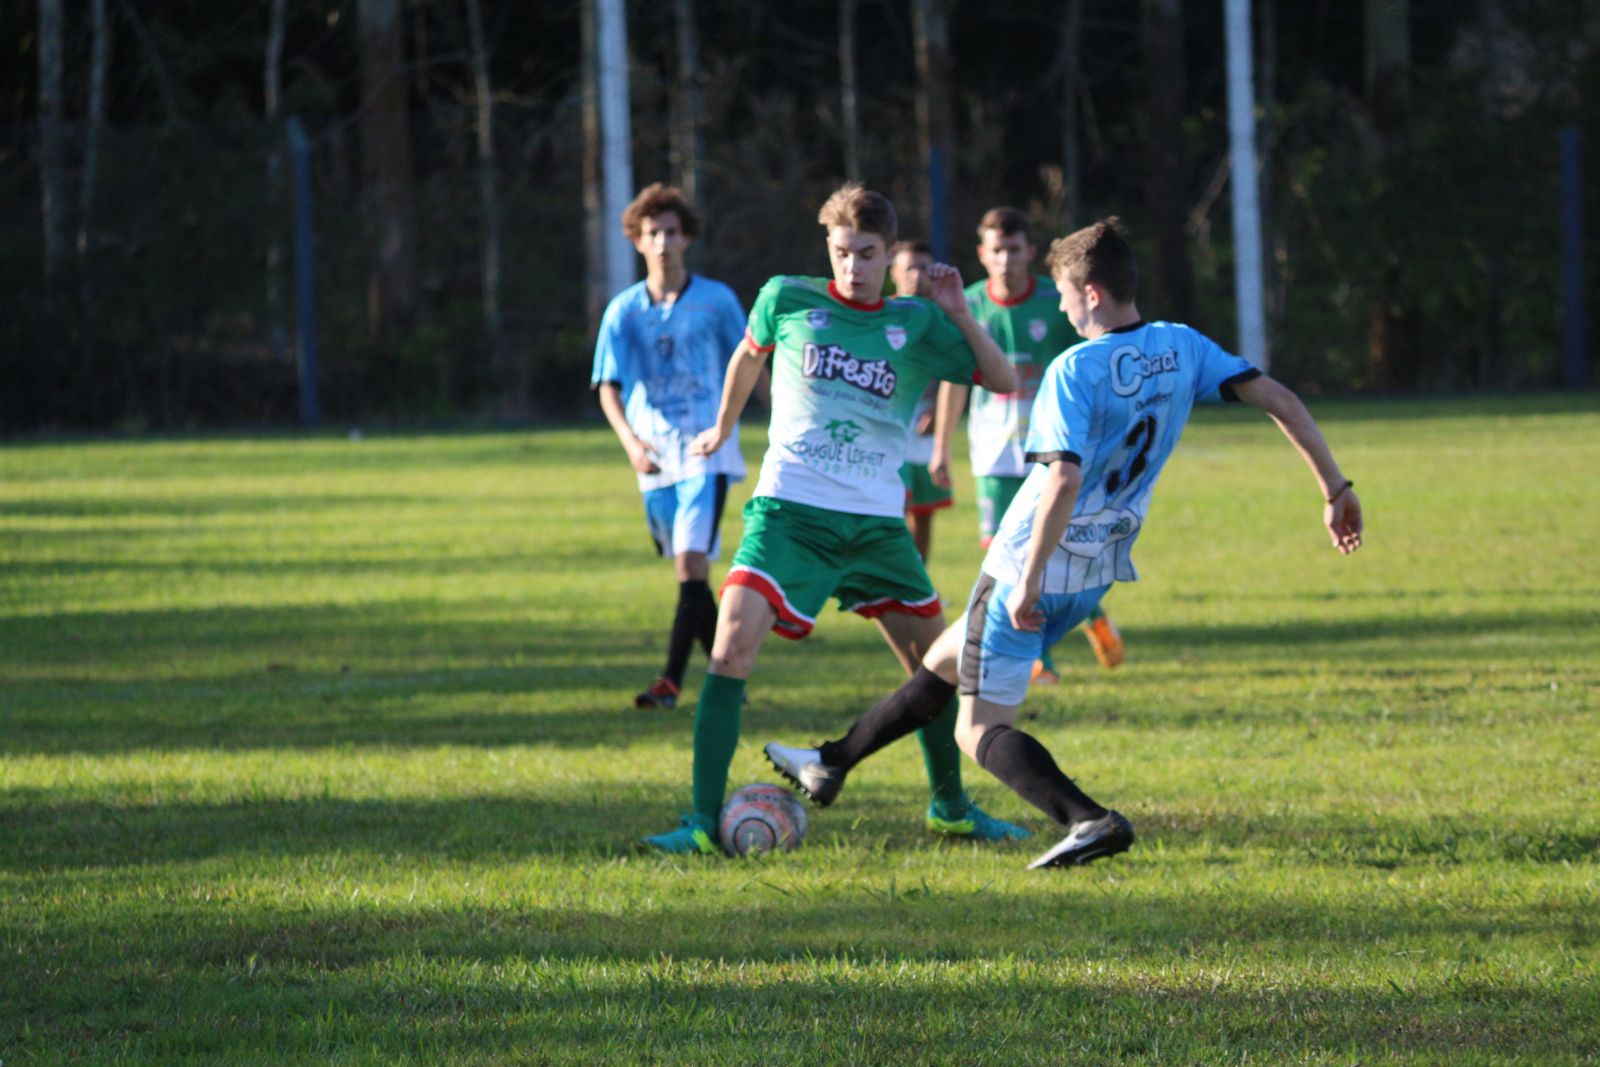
[926,798,1032,841]
[641,814,721,855]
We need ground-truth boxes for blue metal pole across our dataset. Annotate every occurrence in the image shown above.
[1560,127,1588,389]
[929,145,949,262]
[286,116,320,427]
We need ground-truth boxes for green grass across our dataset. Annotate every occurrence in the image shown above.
[3,395,1598,1065]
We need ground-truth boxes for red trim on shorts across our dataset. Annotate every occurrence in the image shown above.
[744,328,776,354]
[904,496,954,516]
[723,566,815,640]
[827,281,885,312]
[986,276,1037,307]
[847,595,943,620]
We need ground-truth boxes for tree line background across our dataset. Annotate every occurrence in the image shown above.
[3,0,1596,433]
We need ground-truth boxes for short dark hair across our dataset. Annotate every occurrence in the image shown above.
[818,182,898,245]
[976,206,1032,243]
[1046,217,1138,303]
[891,239,933,257]
[622,182,700,240]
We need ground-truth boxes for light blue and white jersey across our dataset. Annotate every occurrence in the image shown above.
[982,321,1260,593]
[592,275,749,491]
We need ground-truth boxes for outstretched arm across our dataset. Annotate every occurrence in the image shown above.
[1231,375,1363,554]
[1006,459,1082,632]
[689,338,768,457]
[926,264,1020,395]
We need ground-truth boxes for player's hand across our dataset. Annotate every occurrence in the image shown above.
[928,447,952,490]
[626,436,661,474]
[926,263,970,320]
[1325,489,1363,554]
[1006,578,1045,633]
[688,426,726,458]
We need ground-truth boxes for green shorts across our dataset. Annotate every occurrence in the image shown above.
[899,462,954,516]
[975,474,1026,545]
[725,496,942,640]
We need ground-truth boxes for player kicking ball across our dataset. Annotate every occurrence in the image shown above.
[641,183,1026,855]
[934,207,1124,683]
[767,218,1363,867]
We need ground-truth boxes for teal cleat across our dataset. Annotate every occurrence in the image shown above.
[926,798,1033,841]
[641,814,721,855]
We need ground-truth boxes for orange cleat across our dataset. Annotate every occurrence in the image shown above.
[1084,610,1124,669]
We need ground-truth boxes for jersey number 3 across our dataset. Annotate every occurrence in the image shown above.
[1105,415,1158,496]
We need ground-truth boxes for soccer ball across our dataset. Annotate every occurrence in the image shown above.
[719,783,808,856]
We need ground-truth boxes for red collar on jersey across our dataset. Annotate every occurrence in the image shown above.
[986,276,1036,307]
[828,281,885,312]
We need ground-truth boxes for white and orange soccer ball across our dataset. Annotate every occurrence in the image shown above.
[719,783,808,856]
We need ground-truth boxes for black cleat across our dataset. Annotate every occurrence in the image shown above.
[1028,810,1135,868]
[763,742,846,807]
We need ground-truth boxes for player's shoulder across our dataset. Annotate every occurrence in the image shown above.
[1051,337,1112,387]
[602,279,650,316]
[1033,274,1060,298]
[757,274,828,308]
[688,274,744,310]
[962,277,988,300]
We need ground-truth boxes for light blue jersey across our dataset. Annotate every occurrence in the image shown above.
[592,275,749,491]
[982,321,1260,593]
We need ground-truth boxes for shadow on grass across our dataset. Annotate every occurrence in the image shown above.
[2,593,1594,758]
[6,873,1597,1061]
[5,784,1596,874]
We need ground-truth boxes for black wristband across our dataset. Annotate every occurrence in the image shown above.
[1326,480,1353,505]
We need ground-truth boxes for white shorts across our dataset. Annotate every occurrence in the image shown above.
[957,572,1110,706]
[643,474,730,559]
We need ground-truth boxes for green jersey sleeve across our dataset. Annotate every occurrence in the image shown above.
[745,276,789,351]
[900,299,978,384]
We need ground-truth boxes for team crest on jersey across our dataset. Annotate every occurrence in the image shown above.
[807,309,831,329]
[655,336,675,360]
[885,325,907,351]
[1028,318,1048,343]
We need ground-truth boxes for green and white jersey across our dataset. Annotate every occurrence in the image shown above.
[747,275,980,518]
[964,276,1076,478]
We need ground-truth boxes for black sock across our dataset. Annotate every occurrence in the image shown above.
[693,580,718,655]
[818,667,955,771]
[664,580,711,686]
[974,724,1106,827]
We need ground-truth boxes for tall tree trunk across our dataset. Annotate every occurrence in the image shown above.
[672,0,703,204]
[465,0,509,414]
[264,0,287,363]
[910,0,954,259]
[1142,0,1194,323]
[78,0,109,267]
[581,0,606,339]
[39,0,67,283]
[1363,0,1412,389]
[1059,0,1084,228]
[357,0,418,349]
[839,0,861,181]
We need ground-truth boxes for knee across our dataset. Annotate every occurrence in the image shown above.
[954,718,987,761]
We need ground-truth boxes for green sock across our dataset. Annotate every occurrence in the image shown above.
[917,695,966,811]
[691,673,746,823]
[1039,643,1058,674]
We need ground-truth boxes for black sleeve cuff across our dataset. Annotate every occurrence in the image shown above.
[1025,450,1082,467]
[1218,368,1263,402]
[592,379,622,391]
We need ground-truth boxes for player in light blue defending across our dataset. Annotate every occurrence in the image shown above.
[593,183,761,712]
[767,218,1363,867]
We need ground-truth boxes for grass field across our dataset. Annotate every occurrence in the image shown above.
[3,395,1598,1064]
